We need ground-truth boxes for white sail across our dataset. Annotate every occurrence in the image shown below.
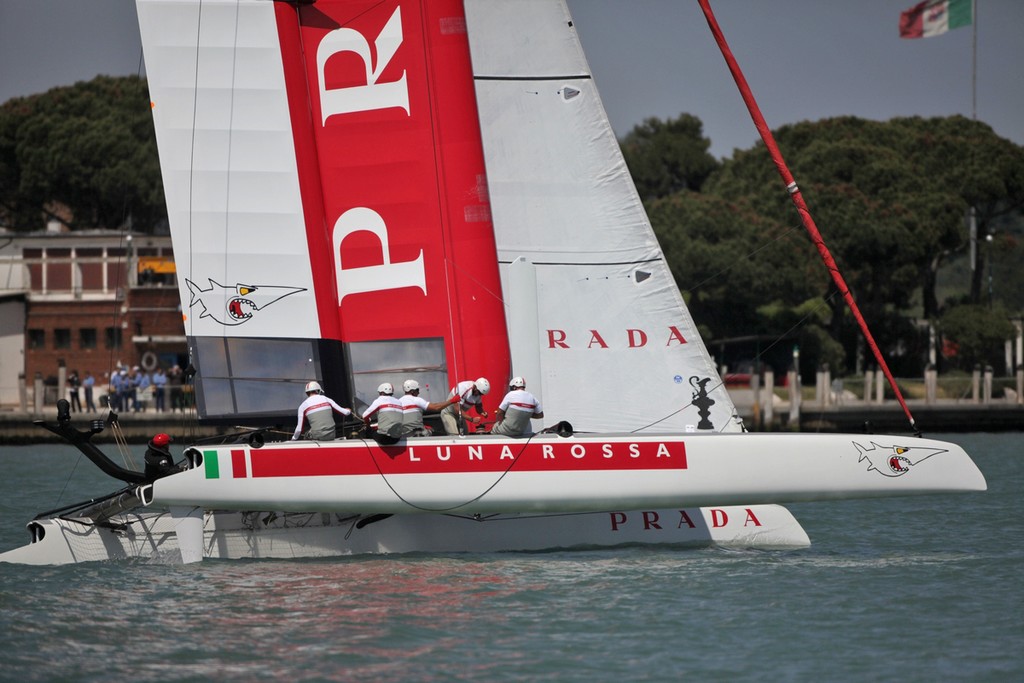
[138,0,319,341]
[465,0,739,433]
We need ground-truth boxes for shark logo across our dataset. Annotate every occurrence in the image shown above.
[185,278,306,326]
[854,441,948,478]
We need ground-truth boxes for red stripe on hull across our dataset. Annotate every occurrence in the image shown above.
[248,441,687,477]
[231,449,248,479]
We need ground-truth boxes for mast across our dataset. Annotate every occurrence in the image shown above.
[697,0,919,433]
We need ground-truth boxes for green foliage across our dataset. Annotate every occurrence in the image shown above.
[647,190,823,343]
[940,304,1016,370]
[0,76,165,232]
[631,113,1024,377]
[620,114,719,201]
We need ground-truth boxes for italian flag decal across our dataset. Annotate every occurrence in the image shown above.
[204,449,250,479]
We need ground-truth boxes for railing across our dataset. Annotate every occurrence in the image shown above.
[727,366,1024,430]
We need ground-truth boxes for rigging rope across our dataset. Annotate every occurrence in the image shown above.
[698,0,919,435]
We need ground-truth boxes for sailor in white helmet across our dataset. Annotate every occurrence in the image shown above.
[440,377,490,435]
[292,381,353,441]
[362,382,405,440]
[399,379,458,437]
[491,377,544,437]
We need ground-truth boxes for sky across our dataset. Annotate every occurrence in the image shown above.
[0,0,1022,159]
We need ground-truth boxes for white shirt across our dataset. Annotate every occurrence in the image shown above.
[292,394,351,440]
[449,380,483,411]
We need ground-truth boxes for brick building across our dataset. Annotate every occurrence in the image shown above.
[0,229,186,407]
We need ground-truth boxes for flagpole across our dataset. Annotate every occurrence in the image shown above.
[970,0,977,276]
[971,0,977,120]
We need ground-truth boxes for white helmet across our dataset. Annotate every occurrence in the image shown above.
[403,379,420,393]
[378,382,394,395]
[509,376,526,389]
[474,377,490,395]
[304,381,322,394]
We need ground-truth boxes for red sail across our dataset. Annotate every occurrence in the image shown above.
[276,0,509,402]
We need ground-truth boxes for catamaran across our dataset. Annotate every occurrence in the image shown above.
[0,0,985,565]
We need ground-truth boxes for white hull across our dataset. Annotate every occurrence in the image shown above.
[1,429,984,565]
[0,505,809,565]
[151,432,986,513]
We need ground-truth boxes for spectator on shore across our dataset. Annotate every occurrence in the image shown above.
[67,370,81,413]
[152,367,167,412]
[82,371,97,412]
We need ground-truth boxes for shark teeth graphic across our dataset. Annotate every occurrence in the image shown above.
[854,441,948,478]
[228,297,256,321]
[186,278,305,327]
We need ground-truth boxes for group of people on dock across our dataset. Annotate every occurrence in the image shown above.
[292,376,544,442]
[65,364,190,414]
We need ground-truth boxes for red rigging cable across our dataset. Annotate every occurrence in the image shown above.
[697,0,919,434]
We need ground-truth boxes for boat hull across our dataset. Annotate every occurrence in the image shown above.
[151,431,987,513]
[0,504,809,565]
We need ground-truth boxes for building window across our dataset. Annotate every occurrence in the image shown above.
[54,328,72,349]
[28,329,45,349]
[80,328,98,349]
[105,327,122,350]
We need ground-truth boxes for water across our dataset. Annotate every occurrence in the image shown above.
[0,433,1021,682]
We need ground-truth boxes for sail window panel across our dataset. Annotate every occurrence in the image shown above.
[226,338,319,380]
[196,337,230,377]
[197,377,301,418]
[195,377,233,417]
[192,337,319,380]
[465,0,588,77]
[347,339,448,410]
[192,336,322,418]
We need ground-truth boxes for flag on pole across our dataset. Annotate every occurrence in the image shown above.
[899,0,973,39]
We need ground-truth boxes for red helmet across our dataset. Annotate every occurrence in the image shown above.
[151,433,172,448]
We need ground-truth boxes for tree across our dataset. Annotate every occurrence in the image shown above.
[629,113,1024,377]
[707,116,1024,320]
[620,114,719,202]
[646,189,822,343]
[0,76,166,232]
[940,304,1015,371]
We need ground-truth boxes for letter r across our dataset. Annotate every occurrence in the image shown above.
[317,6,409,122]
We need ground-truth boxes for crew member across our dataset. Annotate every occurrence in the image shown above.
[491,377,544,437]
[440,377,490,435]
[144,432,178,479]
[362,382,405,441]
[399,379,458,436]
[292,381,352,441]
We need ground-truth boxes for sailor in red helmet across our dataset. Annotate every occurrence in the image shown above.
[144,432,178,479]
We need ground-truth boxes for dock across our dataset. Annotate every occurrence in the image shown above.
[1,396,1020,445]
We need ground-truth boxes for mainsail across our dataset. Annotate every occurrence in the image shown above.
[465,0,739,432]
[139,0,510,422]
[140,0,736,433]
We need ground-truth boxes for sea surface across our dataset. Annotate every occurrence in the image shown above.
[0,432,1020,682]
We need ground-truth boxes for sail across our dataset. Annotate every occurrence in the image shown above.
[464,0,739,433]
[137,0,510,422]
